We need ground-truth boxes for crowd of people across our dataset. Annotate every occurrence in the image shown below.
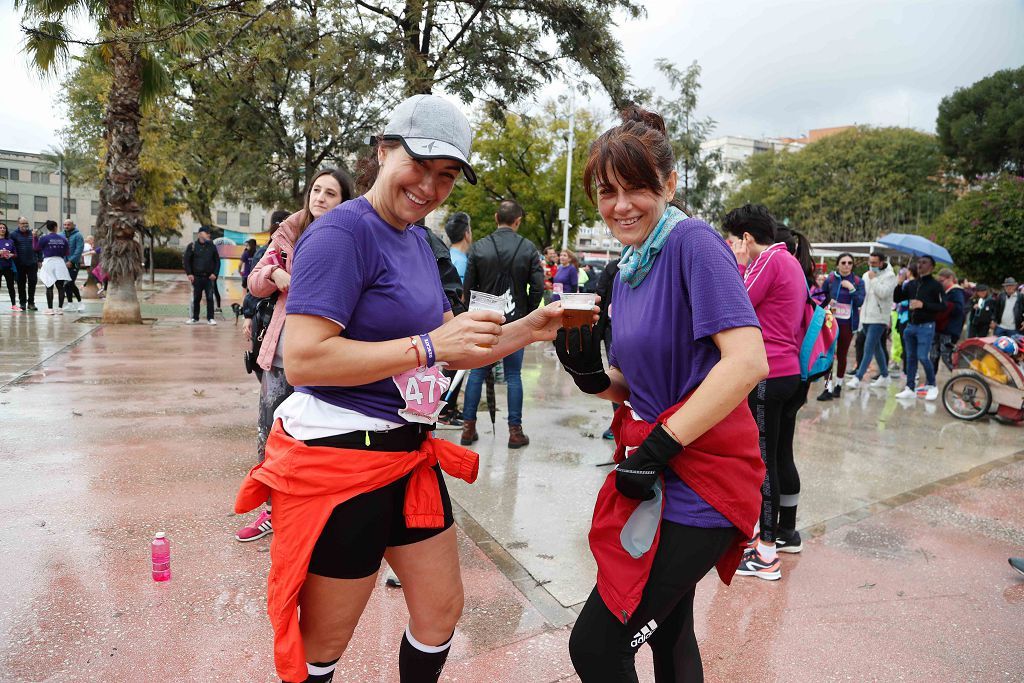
[197,94,1024,683]
[0,216,91,314]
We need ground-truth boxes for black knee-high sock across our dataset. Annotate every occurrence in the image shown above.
[779,493,799,531]
[399,626,453,683]
[300,658,339,683]
[46,285,54,309]
[57,283,66,308]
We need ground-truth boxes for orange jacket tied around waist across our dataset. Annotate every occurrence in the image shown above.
[591,396,763,623]
[235,420,479,683]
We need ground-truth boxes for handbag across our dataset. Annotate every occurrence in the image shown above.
[243,293,278,381]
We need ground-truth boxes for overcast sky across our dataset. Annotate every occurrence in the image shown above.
[2,0,1023,153]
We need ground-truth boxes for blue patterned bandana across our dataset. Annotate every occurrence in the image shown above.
[618,206,688,288]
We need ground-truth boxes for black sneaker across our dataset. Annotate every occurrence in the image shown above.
[832,385,842,398]
[27,303,38,311]
[776,529,803,554]
[816,387,834,402]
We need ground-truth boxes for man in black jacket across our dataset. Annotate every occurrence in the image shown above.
[183,226,221,325]
[968,284,997,338]
[10,217,39,311]
[461,200,544,449]
[893,255,945,400]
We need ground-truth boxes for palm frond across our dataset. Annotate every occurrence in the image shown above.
[23,20,72,74]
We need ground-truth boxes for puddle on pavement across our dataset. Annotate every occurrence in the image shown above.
[547,450,584,466]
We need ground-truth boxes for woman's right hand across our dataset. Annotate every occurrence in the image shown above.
[271,268,291,292]
[431,310,505,363]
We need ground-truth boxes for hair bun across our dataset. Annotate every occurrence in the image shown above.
[620,104,667,136]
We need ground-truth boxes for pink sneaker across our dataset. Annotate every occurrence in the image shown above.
[10,305,22,312]
[235,509,272,542]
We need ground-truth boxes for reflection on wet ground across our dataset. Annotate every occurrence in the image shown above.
[1,279,1022,681]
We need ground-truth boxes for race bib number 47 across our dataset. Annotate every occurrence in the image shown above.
[392,364,451,425]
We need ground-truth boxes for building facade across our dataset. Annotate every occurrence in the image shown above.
[574,223,622,258]
[0,149,274,246]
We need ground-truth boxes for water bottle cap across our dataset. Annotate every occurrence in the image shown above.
[154,532,166,539]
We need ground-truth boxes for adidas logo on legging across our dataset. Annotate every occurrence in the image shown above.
[630,619,658,648]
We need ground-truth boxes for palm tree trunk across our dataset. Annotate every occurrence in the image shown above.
[100,0,145,324]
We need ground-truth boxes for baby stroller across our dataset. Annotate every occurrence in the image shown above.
[941,336,1024,423]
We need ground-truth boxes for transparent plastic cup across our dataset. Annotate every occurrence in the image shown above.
[467,291,507,348]
[559,293,597,329]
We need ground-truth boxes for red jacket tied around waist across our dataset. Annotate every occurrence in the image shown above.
[591,396,763,624]
[235,421,479,683]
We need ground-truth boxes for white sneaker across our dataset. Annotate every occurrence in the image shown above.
[924,385,938,401]
[43,309,55,316]
[185,319,197,325]
[57,308,64,315]
[895,387,917,399]
[77,303,85,312]
[845,376,861,389]
[870,376,891,388]
[207,319,217,326]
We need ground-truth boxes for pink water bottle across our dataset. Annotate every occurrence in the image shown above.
[151,532,171,582]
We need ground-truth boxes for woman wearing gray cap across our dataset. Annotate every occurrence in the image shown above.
[235,95,575,683]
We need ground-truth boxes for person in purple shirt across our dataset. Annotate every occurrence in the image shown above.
[554,105,768,682]
[0,224,17,310]
[37,220,71,315]
[268,95,569,683]
[551,249,579,300]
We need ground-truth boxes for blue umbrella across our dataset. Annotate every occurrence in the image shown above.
[877,233,954,265]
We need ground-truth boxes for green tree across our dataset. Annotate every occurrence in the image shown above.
[169,1,388,210]
[59,56,185,242]
[15,0,214,323]
[653,59,725,221]
[728,126,950,242]
[937,65,1024,179]
[929,174,1024,284]
[446,103,603,250]
[349,0,645,106]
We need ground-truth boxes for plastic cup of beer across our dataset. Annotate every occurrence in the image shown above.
[468,290,507,348]
[559,293,597,329]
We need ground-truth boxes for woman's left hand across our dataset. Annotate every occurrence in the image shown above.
[523,302,566,342]
[841,280,855,291]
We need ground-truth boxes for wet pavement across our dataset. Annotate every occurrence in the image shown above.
[1,278,1021,682]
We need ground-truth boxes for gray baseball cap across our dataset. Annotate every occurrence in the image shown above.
[381,95,477,185]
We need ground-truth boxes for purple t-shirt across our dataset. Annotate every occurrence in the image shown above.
[286,197,451,423]
[551,264,577,300]
[38,233,69,259]
[609,218,761,527]
[0,238,14,267]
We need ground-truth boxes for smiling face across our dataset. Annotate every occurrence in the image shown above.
[308,175,343,219]
[369,145,461,229]
[596,165,678,248]
[559,251,570,266]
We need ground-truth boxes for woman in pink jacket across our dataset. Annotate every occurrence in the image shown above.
[724,204,811,581]
[235,168,355,542]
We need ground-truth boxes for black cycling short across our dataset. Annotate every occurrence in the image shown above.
[306,426,454,580]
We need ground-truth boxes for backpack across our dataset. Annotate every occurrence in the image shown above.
[486,236,526,321]
[799,286,839,382]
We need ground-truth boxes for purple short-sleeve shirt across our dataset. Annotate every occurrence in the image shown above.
[609,218,761,527]
[286,197,450,423]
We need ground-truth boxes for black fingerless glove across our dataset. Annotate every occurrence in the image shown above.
[553,325,610,394]
[615,426,683,501]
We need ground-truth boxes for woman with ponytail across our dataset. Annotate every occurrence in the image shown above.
[555,105,768,681]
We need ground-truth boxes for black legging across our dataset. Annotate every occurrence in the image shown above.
[1,269,14,306]
[45,282,67,310]
[835,322,854,378]
[64,265,81,303]
[748,375,803,544]
[569,523,736,682]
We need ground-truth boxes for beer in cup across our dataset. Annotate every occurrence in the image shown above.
[559,292,597,329]
[468,290,508,348]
